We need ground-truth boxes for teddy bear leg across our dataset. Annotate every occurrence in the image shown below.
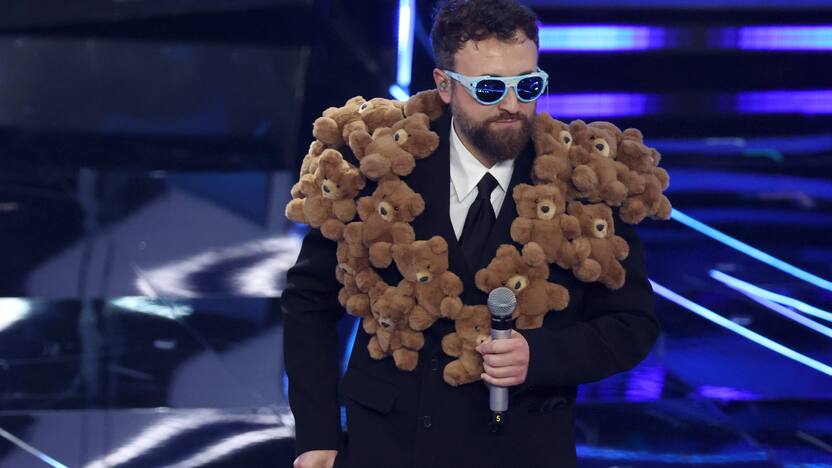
[367,337,386,360]
[362,317,378,335]
[439,296,463,319]
[408,305,435,331]
[515,314,545,330]
[393,349,419,371]
[574,258,602,283]
[602,263,627,290]
[346,293,370,317]
[620,198,646,224]
[369,241,394,268]
[653,195,672,220]
[320,219,346,241]
[443,360,478,386]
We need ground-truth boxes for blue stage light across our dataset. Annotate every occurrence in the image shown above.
[539,25,668,51]
[0,427,69,468]
[343,317,360,375]
[577,444,770,464]
[710,270,832,325]
[671,209,832,292]
[392,0,415,98]
[650,280,832,376]
[389,84,410,101]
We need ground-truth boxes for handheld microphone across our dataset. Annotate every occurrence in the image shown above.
[486,286,516,432]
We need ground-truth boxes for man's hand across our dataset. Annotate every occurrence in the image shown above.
[294,449,337,468]
[475,330,529,386]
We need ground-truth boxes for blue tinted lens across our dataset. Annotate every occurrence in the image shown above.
[475,79,506,103]
[517,76,545,101]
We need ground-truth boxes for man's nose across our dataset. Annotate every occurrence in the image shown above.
[498,86,520,113]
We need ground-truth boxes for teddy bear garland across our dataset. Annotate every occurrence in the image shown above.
[285,90,671,386]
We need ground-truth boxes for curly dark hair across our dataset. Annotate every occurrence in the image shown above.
[430,0,539,70]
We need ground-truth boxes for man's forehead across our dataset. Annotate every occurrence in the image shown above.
[453,36,538,76]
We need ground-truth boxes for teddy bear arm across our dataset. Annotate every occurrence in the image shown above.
[510,218,533,244]
[441,332,464,357]
[440,272,463,296]
[390,222,416,244]
[611,235,630,260]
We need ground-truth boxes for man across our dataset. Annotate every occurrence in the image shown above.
[283,1,660,467]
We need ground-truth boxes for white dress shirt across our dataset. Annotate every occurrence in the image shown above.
[449,117,516,240]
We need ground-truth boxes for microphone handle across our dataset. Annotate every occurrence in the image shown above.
[489,328,512,412]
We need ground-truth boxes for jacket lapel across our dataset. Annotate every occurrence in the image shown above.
[406,113,473,285]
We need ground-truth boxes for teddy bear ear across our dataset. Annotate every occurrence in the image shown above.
[474,269,494,293]
[428,236,448,255]
[495,244,516,258]
[512,183,532,203]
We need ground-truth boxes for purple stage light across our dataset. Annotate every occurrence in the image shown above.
[734,26,832,50]
[538,93,657,117]
[736,90,832,115]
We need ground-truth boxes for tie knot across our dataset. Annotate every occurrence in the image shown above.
[476,173,499,201]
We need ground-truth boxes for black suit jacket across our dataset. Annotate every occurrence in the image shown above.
[282,113,660,468]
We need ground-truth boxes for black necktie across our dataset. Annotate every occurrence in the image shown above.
[460,172,499,267]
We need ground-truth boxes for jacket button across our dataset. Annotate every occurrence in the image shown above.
[430,357,439,371]
[422,415,432,428]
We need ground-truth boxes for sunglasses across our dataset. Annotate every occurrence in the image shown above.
[442,67,548,105]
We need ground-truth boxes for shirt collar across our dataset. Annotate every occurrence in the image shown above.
[449,116,515,200]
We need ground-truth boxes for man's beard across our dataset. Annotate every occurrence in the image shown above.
[452,101,534,163]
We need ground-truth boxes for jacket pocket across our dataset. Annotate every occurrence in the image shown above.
[339,366,399,414]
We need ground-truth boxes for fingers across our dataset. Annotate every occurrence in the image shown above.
[482,352,524,368]
[476,337,520,355]
[481,372,523,387]
[483,362,521,379]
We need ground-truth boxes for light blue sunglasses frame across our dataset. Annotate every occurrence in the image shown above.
[442,67,549,105]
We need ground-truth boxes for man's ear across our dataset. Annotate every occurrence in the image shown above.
[433,68,452,105]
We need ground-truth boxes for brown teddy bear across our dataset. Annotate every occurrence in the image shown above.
[475,243,570,329]
[510,183,589,269]
[531,113,574,197]
[344,178,424,266]
[312,96,368,149]
[569,120,629,205]
[567,202,630,289]
[349,113,438,181]
[404,89,446,121]
[285,149,365,241]
[358,97,405,133]
[441,305,490,386]
[375,236,465,331]
[616,128,672,224]
[336,239,381,334]
[366,281,425,371]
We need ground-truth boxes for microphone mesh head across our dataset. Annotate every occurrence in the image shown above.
[487,287,516,318]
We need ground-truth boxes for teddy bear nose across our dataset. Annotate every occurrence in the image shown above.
[595,223,604,232]
[323,185,330,193]
[514,281,522,289]
[381,321,391,328]
[595,143,605,151]
[418,275,429,283]
[380,207,388,216]
[541,205,550,213]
